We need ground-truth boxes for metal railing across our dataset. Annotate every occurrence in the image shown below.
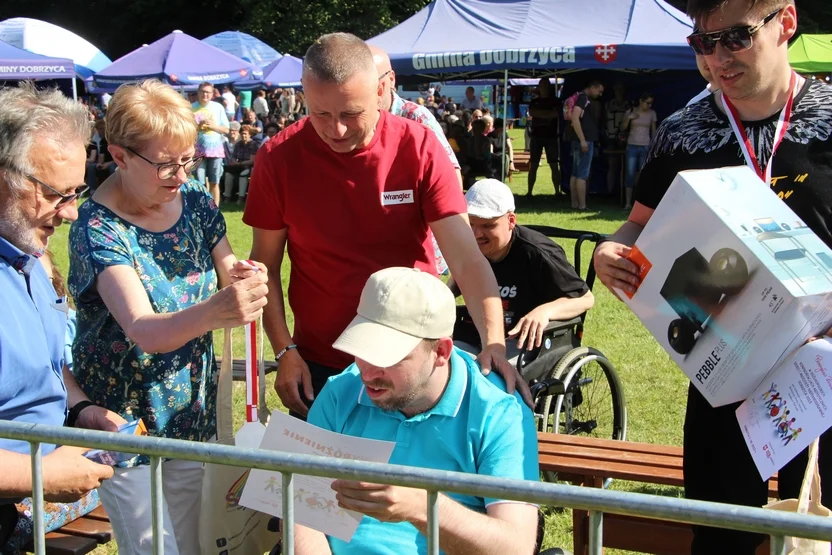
[2,420,831,555]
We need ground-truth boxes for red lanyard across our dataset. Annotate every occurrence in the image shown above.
[720,71,797,185]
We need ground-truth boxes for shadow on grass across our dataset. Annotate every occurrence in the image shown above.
[514,194,629,221]
[217,201,247,215]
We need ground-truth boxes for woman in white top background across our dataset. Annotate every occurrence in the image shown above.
[621,92,657,210]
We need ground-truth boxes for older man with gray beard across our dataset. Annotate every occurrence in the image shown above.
[0,84,119,548]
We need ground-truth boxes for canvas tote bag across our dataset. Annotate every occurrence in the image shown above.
[199,326,280,555]
[765,438,832,555]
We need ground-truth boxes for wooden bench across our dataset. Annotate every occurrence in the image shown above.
[24,506,113,555]
[513,151,531,173]
[539,433,778,555]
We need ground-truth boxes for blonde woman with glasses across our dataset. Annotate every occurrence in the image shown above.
[67,79,269,555]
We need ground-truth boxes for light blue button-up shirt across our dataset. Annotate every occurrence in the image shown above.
[0,237,67,455]
[308,347,539,555]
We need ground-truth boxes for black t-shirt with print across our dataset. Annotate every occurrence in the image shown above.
[635,80,832,248]
[529,96,561,138]
[454,225,589,346]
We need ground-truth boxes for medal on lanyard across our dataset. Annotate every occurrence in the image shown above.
[721,71,797,186]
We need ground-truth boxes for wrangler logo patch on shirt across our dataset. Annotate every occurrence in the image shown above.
[381,190,414,205]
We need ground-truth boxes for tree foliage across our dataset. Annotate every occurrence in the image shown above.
[0,0,826,61]
[242,0,432,57]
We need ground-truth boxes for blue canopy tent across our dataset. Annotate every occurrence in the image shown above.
[234,54,303,90]
[203,31,282,67]
[0,39,74,80]
[367,0,696,80]
[0,18,110,80]
[368,0,699,190]
[260,55,303,88]
[93,30,263,92]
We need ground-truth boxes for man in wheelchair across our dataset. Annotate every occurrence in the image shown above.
[451,179,594,373]
[294,267,540,555]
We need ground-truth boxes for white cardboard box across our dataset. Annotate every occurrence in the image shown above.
[620,166,832,407]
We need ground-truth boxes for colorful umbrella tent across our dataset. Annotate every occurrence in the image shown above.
[93,30,263,92]
[0,18,110,79]
[259,55,303,88]
[789,34,832,74]
[0,39,74,80]
[367,0,695,79]
[202,31,282,67]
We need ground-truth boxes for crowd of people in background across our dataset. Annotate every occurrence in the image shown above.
[390,77,658,211]
[77,71,661,216]
[79,82,308,207]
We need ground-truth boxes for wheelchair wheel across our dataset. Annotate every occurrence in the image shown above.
[539,347,627,485]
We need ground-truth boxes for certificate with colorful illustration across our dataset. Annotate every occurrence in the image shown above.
[736,338,832,480]
[239,411,396,541]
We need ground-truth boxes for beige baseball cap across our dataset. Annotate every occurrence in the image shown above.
[333,267,456,368]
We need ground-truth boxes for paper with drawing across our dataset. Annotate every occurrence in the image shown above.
[239,411,396,542]
[737,338,832,480]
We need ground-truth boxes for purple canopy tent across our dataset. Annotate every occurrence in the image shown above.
[256,55,303,89]
[92,30,262,92]
[0,39,74,80]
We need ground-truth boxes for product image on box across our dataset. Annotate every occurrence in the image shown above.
[753,223,832,296]
[661,247,751,355]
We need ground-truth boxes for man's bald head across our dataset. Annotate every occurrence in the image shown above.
[368,44,396,112]
[369,45,392,74]
[303,33,376,85]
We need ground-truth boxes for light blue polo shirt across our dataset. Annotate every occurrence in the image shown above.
[0,237,68,455]
[307,347,539,555]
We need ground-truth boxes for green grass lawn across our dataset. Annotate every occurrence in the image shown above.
[50,129,687,555]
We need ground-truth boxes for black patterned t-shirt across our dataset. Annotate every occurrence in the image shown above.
[635,80,832,248]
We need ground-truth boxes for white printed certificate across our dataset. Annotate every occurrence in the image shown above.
[737,338,832,480]
[239,411,396,541]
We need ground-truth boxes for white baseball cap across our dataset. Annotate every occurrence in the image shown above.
[333,267,455,367]
[465,179,515,218]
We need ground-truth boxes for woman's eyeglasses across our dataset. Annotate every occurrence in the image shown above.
[125,146,203,180]
[686,9,780,56]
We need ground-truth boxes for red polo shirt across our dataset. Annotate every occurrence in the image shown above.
[243,110,466,368]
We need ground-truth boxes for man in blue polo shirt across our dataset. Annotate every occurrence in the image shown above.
[0,85,117,546]
[294,267,539,555]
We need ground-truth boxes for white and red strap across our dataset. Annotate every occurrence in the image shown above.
[241,259,262,424]
[245,318,259,423]
[720,71,797,186]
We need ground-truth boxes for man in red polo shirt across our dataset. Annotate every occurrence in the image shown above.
[245,32,521,417]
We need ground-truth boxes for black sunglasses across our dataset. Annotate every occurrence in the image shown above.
[687,9,780,56]
[125,146,203,180]
[26,173,88,207]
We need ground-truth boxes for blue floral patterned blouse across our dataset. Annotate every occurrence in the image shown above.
[68,180,226,458]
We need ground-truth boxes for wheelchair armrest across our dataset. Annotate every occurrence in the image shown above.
[542,317,583,335]
[529,376,567,400]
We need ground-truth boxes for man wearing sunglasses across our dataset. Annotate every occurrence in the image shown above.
[593,1,832,553]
